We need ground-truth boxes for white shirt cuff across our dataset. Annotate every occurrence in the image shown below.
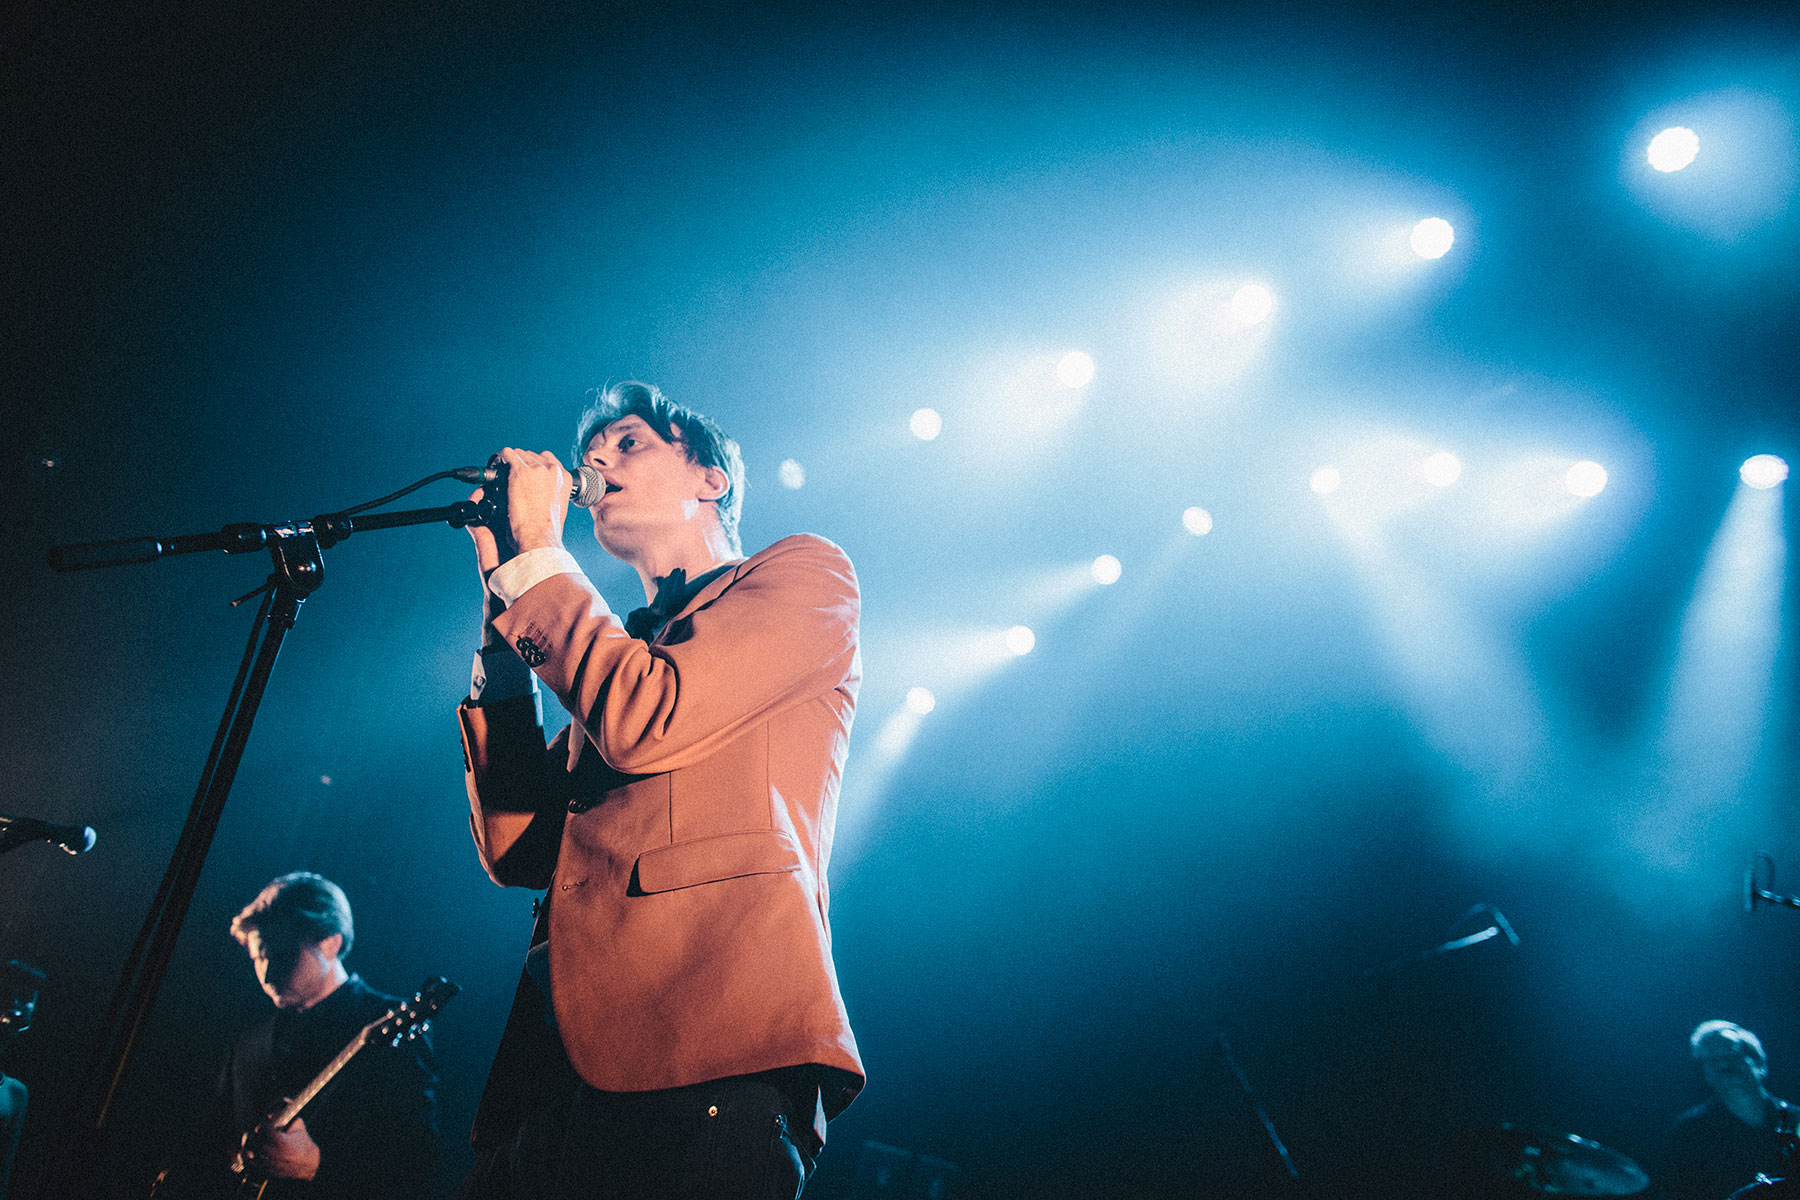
[471,646,539,704]
[488,547,584,607]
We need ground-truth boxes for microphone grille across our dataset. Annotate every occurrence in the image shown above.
[572,465,607,509]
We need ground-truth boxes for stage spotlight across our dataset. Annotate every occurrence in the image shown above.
[778,459,806,489]
[910,407,943,441]
[905,686,936,715]
[1648,126,1700,172]
[1090,554,1122,585]
[1182,506,1214,536]
[1057,351,1096,389]
[1741,454,1789,489]
[1421,451,1463,488]
[1311,466,1342,496]
[1410,217,1455,259]
[1230,284,1274,325]
[1005,625,1036,656]
[1566,460,1608,498]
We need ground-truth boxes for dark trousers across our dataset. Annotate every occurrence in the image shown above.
[457,1074,813,1200]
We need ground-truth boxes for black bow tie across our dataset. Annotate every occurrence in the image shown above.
[623,569,690,643]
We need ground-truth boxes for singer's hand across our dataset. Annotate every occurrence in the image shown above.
[499,448,571,554]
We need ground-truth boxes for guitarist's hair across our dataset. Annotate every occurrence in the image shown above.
[230,871,355,956]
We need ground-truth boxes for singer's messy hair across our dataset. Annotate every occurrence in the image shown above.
[574,381,745,554]
[231,872,355,956]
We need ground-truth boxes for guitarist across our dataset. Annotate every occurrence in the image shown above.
[159,872,440,1198]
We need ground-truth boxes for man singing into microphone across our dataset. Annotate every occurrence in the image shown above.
[456,382,864,1198]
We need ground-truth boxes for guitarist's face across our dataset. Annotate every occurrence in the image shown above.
[245,929,343,1009]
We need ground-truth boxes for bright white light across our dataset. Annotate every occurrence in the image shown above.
[905,686,936,715]
[1410,217,1456,259]
[1648,126,1700,172]
[1421,451,1463,488]
[1566,460,1609,498]
[1182,506,1214,536]
[1742,454,1789,489]
[777,459,806,489]
[1090,554,1122,585]
[1310,466,1342,496]
[909,407,942,440]
[1005,625,1036,656]
[1229,284,1274,325]
[1056,351,1096,389]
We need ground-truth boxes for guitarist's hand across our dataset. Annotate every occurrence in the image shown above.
[243,1115,322,1181]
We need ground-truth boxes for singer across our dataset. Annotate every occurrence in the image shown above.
[455,382,863,1199]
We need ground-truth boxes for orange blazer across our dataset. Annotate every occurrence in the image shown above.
[458,534,865,1125]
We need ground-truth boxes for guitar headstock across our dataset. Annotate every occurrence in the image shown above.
[369,975,460,1048]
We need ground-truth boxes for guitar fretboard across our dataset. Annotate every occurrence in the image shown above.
[271,1025,371,1128]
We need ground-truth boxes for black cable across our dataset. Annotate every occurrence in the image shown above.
[328,469,465,519]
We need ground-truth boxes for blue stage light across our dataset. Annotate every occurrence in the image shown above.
[1090,555,1122,585]
[1565,461,1608,498]
[1182,506,1214,536]
[910,407,943,441]
[1410,217,1455,259]
[1005,626,1036,656]
[1741,455,1789,489]
[1421,451,1462,488]
[1230,283,1274,325]
[1056,351,1095,388]
[1648,126,1699,172]
[778,459,806,489]
[1311,466,1342,496]
[905,686,936,715]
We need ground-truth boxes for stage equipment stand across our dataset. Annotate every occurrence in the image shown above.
[42,491,487,1196]
[1213,1032,1302,1187]
[1746,853,1800,913]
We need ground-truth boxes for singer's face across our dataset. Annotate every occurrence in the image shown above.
[581,417,720,556]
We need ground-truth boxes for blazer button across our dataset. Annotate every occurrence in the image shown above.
[707,1106,718,1117]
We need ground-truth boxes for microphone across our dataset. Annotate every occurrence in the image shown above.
[452,462,608,509]
[0,815,96,855]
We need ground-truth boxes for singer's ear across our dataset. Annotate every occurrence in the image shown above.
[698,464,730,503]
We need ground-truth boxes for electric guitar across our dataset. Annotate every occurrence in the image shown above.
[151,976,458,1199]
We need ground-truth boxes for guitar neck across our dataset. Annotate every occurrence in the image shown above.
[270,1028,369,1129]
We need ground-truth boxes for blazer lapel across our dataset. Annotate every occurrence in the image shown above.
[566,555,753,774]
[668,556,750,628]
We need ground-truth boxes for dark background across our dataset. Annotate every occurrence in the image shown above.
[4,1,1798,1196]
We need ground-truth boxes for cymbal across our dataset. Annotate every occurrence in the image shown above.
[1469,1124,1651,1196]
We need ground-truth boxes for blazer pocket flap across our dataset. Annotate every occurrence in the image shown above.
[634,830,802,894]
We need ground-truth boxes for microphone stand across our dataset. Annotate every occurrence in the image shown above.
[43,497,484,1192]
[1214,1032,1302,1184]
[1747,853,1800,912]
[1362,904,1517,978]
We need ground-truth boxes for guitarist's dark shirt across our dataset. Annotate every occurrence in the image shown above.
[184,975,439,1199]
